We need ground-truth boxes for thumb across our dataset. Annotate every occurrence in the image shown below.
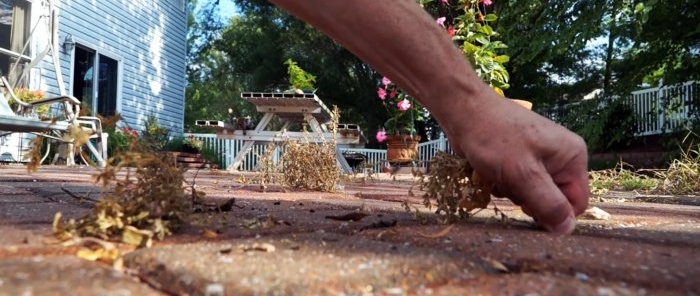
[507,165,576,234]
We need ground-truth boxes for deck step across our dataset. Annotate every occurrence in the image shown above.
[168,152,219,169]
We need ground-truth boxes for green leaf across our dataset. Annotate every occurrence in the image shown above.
[493,55,510,64]
[480,25,494,36]
[484,14,498,22]
[475,36,490,45]
[489,41,508,49]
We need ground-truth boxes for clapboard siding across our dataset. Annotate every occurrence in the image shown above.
[36,0,186,134]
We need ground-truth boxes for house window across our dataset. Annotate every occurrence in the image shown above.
[0,0,31,87]
[72,45,120,116]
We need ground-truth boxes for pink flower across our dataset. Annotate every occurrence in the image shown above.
[447,26,456,37]
[436,17,446,28]
[397,99,411,111]
[483,0,493,6]
[377,88,387,100]
[440,0,448,2]
[376,129,387,142]
[382,77,392,86]
[389,89,397,99]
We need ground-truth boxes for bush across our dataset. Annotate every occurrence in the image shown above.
[107,127,139,158]
[141,116,170,151]
[558,97,636,153]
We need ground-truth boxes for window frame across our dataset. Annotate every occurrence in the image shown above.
[67,40,123,117]
[0,0,33,86]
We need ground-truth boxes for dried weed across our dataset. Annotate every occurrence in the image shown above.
[414,152,493,222]
[258,106,342,192]
[53,136,195,246]
[661,144,700,194]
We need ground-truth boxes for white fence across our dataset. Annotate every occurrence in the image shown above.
[631,82,698,136]
[538,82,699,136]
[186,133,452,172]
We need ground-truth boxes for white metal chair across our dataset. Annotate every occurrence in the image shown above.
[0,76,107,167]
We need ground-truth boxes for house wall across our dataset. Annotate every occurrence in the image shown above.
[33,0,187,134]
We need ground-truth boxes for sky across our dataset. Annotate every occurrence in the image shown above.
[218,0,238,20]
[194,0,238,22]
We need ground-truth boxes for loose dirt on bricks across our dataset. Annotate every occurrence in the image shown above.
[0,165,698,295]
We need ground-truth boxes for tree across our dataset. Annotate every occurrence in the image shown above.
[214,0,391,143]
[495,0,608,106]
[612,0,700,90]
[184,0,251,131]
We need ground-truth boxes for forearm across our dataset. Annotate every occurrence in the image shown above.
[269,0,490,121]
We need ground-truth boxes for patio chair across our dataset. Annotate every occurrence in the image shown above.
[0,76,107,167]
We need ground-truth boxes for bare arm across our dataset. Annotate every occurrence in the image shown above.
[271,0,589,234]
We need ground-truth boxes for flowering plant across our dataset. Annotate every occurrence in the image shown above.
[425,0,510,95]
[10,88,49,115]
[375,76,425,143]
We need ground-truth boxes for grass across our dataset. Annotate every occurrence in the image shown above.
[659,144,700,194]
[590,143,700,196]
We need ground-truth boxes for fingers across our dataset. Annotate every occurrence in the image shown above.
[506,162,577,235]
[550,139,590,216]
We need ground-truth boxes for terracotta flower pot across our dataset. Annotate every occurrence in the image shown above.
[386,135,420,164]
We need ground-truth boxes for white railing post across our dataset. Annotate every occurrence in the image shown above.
[657,82,665,134]
[438,132,446,152]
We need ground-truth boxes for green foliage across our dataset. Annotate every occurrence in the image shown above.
[284,59,316,91]
[184,0,254,131]
[141,116,170,151]
[495,0,607,104]
[183,136,204,152]
[106,127,139,158]
[558,97,636,153]
[216,2,385,142]
[421,0,510,95]
[589,163,660,196]
[613,0,700,89]
[199,144,223,168]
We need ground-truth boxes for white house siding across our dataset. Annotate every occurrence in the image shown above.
[34,0,186,134]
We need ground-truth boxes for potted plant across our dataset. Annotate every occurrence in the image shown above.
[375,77,425,163]
[285,59,316,94]
[182,136,203,154]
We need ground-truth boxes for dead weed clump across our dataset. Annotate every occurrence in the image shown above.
[280,108,341,192]
[661,144,700,194]
[256,142,285,191]
[415,152,494,222]
[53,137,193,246]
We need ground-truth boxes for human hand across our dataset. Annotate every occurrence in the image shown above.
[441,93,589,234]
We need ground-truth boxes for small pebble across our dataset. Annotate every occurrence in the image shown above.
[205,283,224,296]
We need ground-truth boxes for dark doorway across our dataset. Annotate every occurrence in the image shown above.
[71,45,118,116]
[72,45,95,111]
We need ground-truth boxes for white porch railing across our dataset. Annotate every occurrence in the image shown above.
[537,81,699,136]
[631,81,698,136]
[185,133,452,172]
